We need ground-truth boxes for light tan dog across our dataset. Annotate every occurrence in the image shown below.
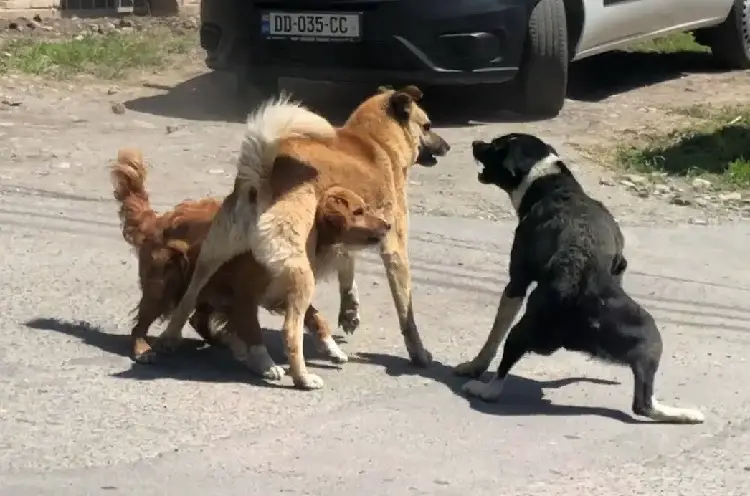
[159,86,450,390]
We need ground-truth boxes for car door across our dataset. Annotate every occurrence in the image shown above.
[576,0,737,59]
[576,0,666,57]
[666,0,736,29]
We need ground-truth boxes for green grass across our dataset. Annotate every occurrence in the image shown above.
[0,28,194,79]
[626,31,710,54]
[615,105,750,188]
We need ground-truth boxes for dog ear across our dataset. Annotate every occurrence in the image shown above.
[397,85,423,102]
[377,85,393,93]
[317,190,350,240]
[389,91,413,122]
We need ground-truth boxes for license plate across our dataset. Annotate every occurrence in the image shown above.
[261,11,361,42]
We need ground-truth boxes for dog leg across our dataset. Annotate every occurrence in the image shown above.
[158,197,256,350]
[380,249,432,367]
[380,224,432,366]
[454,285,525,378]
[631,353,704,424]
[158,257,226,351]
[225,302,286,381]
[462,312,535,402]
[280,259,324,389]
[189,304,222,346]
[305,305,348,364]
[130,294,167,364]
[337,254,360,334]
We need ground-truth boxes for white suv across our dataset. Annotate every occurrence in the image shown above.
[518,0,749,115]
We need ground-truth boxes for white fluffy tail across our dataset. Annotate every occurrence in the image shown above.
[237,94,335,190]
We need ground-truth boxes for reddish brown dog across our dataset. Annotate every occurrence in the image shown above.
[110,148,390,378]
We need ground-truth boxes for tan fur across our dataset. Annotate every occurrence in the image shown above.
[110,149,388,371]
[161,85,448,390]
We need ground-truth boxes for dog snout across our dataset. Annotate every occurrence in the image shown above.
[471,140,484,148]
[383,220,392,231]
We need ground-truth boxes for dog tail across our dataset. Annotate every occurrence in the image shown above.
[236,94,335,192]
[109,148,158,249]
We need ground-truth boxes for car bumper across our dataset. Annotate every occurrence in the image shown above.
[203,0,529,85]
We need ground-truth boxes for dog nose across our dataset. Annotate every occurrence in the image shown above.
[471,140,482,148]
[443,143,451,152]
[384,221,392,231]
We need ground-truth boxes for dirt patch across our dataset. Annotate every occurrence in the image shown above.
[1,24,750,227]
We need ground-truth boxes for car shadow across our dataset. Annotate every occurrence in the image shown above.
[124,49,723,127]
[124,73,549,127]
[25,317,345,387]
[351,352,678,425]
[566,49,722,102]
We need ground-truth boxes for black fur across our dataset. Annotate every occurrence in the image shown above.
[472,133,666,419]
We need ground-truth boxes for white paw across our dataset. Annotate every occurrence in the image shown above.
[678,409,706,424]
[462,375,505,402]
[261,365,287,381]
[245,345,285,381]
[649,398,706,424]
[453,359,488,378]
[319,336,348,364]
[338,286,361,334]
[293,372,325,390]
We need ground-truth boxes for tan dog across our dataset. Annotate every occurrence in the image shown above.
[110,148,390,374]
[159,86,450,390]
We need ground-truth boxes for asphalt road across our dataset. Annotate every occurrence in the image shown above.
[1,77,749,495]
[1,185,749,495]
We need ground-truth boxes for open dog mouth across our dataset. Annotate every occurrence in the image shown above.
[416,147,438,167]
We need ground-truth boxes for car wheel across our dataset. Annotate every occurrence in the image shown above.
[513,0,569,117]
[236,66,279,104]
[706,0,750,69]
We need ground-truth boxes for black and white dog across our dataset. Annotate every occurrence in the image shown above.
[454,133,704,424]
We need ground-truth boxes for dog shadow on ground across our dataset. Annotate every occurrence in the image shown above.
[25,317,343,388]
[123,49,720,126]
[351,351,673,425]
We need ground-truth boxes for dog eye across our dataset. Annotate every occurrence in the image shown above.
[422,123,431,131]
[352,207,364,216]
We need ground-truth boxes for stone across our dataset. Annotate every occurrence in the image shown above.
[1,97,22,107]
[719,192,741,202]
[691,177,712,190]
[653,184,671,195]
[110,102,126,115]
[669,194,692,206]
[623,173,648,185]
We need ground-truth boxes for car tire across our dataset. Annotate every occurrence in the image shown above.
[706,0,750,69]
[236,66,279,104]
[512,0,569,117]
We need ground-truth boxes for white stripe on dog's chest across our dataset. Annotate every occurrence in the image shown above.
[510,154,562,212]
